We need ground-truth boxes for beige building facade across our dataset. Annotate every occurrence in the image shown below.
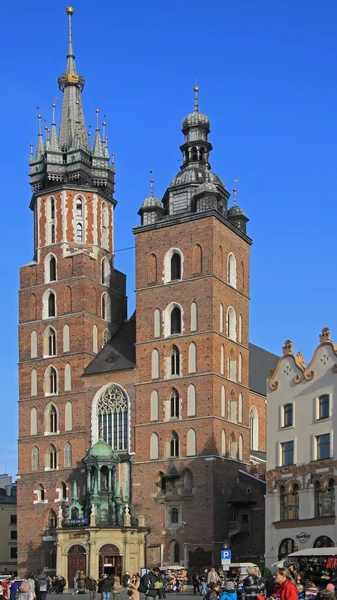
[0,475,17,575]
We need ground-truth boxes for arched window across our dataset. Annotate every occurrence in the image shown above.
[315,479,335,517]
[191,146,198,161]
[64,442,72,468]
[50,445,57,470]
[187,384,196,417]
[101,293,111,321]
[93,324,98,353]
[238,393,243,423]
[228,349,236,381]
[154,309,161,338]
[227,307,236,341]
[238,435,243,461]
[71,507,79,520]
[192,244,202,274]
[37,483,45,502]
[31,369,38,396]
[288,484,299,519]
[184,470,193,490]
[45,254,57,283]
[97,384,129,451]
[65,401,72,431]
[76,223,83,242]
[150,433,159,460]
[64,363,72,391]
[150,390,159,421]
[76,198,83,218]
[48,404,57,433]
[101,258,110,286]
[278,539,298,560]
[170,389,180,419]
[43,290,56,319]
[171,307,182,335]
[171,253,181,281]
[48,510,57,530]
[101,202,109,249]
[238,353,242,383]
[170,432,179,458]
[30,407,38,435]
[45,367,58,395]
[43,326,56,357]
[280,485,287,521]
[220,345,225,375]
[47,197,56,245]
[220,304,224,333]
[32,446,39,471]
[239,314,243,343]
[62,482,67,500]
[172,540,180,564]
[63,324,70,352]
[313,535,335,548]
[171,507,179,524]
[147,254,157,284]
[250,407,259,451]
[229,392,237,423]
[221,430,226,456]
[229,433,237,459]
[227,253,237,288]
[152,348,160,379]
[103,329,110,346]
[188,342,197,374]
[221,386,226,417]
[187,428,196,456]
[171,345,180,377]
[190,302,198,331]
[31,330,38,358]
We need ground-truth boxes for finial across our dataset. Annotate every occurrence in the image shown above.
[149,171,154,197]
[233,188,237,206]
[66,7,75,60]
[320,327,331,344]
[52,103,56,125]
[102,121,106,142]
[95,109,100,131]
[30,142,33,156]
[66,6,74,15]
[111,152,115,164]
[193,85,199,112]
[37,114,42,136]
[282,340,293,355]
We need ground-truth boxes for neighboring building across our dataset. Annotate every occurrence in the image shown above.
[0,475,17,575]
[265,328,337,568]
[18,8,278,579]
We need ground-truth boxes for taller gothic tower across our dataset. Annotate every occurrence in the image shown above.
[18,8,127,573]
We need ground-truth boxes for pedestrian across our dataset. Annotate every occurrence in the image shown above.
[220,581,237,600]
[36,569,49,600]
[112,576,122,600]
[123,573,130,588]
[206,583,221,600]
[100,574,114,600]
[243,567,265,600]
[73,571,80,595]
[207,569,220,585]
[85,576,97,600]
[271,568,298,600]
[128,575,140,600]
[200,570,209,597]
[192,573,200,595]
[319,584,336,600]
[139,567,161,598]
[159,573,167,599]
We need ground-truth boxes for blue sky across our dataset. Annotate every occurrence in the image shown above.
[1,0,336,477]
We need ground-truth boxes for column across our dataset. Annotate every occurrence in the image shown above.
[87,470,91,492]
[97,467,101,491]
[108,467,112,493]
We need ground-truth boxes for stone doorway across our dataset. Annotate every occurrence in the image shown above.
[68,545,87,588]
[99,544,122,579]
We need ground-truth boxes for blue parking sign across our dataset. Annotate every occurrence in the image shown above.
[221,550,231,561]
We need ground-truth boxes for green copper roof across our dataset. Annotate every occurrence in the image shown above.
[86,437,120,461]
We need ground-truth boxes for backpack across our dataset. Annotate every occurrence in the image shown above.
[19,581,30,593]
[138,575,149,595]
[37,580,48,592]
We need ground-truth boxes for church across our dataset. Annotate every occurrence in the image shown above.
[17,7,278,583]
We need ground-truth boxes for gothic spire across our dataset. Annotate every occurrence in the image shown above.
[36,114,44,160]
[58,7,88,151]
[49,103,59,152]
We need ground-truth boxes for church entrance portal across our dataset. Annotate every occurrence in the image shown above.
[68,545,86,588]
[99,544,122,579]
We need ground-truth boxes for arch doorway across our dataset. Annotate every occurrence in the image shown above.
[68,545,86,588]
[314,536,334,548]
[278,538,298,560]
[99,544,122,579]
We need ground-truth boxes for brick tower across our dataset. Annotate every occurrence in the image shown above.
[132,87,252,567]
[18,8,127,573]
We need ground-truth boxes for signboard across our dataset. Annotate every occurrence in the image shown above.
[221,550,232,561]
[296,532,310,544]
[63,517,89,527]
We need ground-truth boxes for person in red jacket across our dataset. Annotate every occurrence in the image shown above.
[272,568,298,600]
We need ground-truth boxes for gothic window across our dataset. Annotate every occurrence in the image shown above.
[31,330,38,358]
[154,309,161,338]
[250,407,259,450]
[238,434,243,461]
[187,428,196,456]
[103,329,110,346]
[101,293,110,321]
[64,363,72,391]
[187,384,196,417]
[190,302,198,331]
[51,224,55,244]
[150,390,159,421]
[64,442,72,468]
[49,445,57,470]
[50,198,55,221]
[229,391,237,423]
[171,345,180,376]
[152,349,160,379]
[97,384,129,451]
[49,256,56,282]
[171,253,181,281]
[192,244,202,274]
[48,405,57,433]
[31,369,38,396]
[150,433,159,460]
[76,198,83,217]
[32,446,39,471]
[238,353,242,383]
[227,307,236,341]
[220,345,225,375]
[170,389,180,419]
[37,483,45,501]
[188,342,197,373]
[65,401,72,431]
[48,292,56,317]
[238,393,243,423]
[93,325,98,353]
[220,304,224,333]
[101,203,109,249]
[43,327,56,357]
[42,290,56,319]
[228,349,236,381]
[171,307,182,335]
[76,223,83,243]
[30,407,38,435]
[45,367,58,395]
[48,510,57,530]
[227,253,237,288]
[63,324,70,352]
[147,253,157,284]
[173,541,180,564]
[62,482,67,500]
[221,430,226,456]
[239,314,243,343]
[47,197,56,245]
[101,258,110,286]
[221,386,226,417]
[171,507,179,524]
[229,432,237,459]
[170,432,179,458]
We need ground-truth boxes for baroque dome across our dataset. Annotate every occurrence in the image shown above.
[182,111,210,131]
[170,165,224,189]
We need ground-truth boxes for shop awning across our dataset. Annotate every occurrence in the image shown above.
[288,547,337,558]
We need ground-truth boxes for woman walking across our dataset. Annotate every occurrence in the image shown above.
[128,575,140,600]
[112,576,122,600]
[271,568,298,600]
